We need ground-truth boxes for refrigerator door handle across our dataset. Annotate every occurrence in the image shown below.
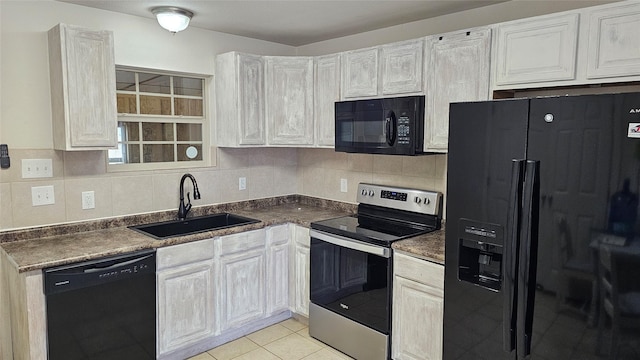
[516,160,541,359]
[503,159,525,353]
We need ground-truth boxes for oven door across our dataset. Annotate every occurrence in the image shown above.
[309,229,392,334]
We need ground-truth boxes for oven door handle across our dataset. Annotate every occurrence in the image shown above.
[310,230,391,258]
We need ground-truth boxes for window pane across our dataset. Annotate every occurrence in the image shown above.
[177,144,203,161]
[119,122,140,141]
[142,123,173,141]
[143,144,174,162]
[176,123,202,141]
[174,77,203,96]
[116,70,136,91]
[138,73,170,93]
[117,94,137,114]
[140,95,171,115]
[125,144,141,163]
[174,98,203,116]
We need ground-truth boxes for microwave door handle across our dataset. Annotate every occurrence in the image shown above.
[386,111,397,146]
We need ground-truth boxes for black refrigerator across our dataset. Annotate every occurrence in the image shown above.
[443,92,640,359]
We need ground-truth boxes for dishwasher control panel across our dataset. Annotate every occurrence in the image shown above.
[43,250,156,295]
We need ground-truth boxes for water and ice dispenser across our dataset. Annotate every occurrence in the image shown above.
[457,219,504,291]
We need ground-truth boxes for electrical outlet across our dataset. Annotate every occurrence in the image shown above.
[239,177,247,191]
[340,178,348,193]
[22,159,53,178]
[31,185,55,206]
[82,191,95,210]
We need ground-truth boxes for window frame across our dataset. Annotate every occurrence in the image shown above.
[107,66,212,172]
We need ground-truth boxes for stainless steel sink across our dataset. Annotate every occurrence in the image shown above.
[130,213,260,239]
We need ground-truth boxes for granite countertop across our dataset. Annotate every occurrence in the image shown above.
[392,225,445,265]
[0,195,446,272]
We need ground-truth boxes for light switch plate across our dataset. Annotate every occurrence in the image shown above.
[32,185,55,206]
[22,159,53,178]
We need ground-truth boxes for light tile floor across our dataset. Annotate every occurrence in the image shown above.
[188,318,354,360]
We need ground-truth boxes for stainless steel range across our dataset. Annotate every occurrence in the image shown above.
[309,183,442,360]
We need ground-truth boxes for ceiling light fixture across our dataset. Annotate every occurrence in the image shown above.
[152,6,194,33]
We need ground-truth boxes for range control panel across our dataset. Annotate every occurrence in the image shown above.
[380,190,408,201]
[357,183,441,215]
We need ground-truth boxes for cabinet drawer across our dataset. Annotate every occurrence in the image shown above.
[393,252,444,290]
[267,224,290,246]
[157,238,214,270]
[218,229,266,255]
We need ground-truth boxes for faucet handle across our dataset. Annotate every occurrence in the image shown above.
[184,192,192,212]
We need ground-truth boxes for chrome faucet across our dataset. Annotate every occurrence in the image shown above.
[177,173,201,220]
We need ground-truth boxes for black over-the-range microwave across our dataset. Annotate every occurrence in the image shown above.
[334,95,425,155]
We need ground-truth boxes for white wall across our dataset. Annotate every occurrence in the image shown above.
[296,0,619,55]
[0,0,295,149]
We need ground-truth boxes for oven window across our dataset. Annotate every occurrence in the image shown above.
[309,238,391,334]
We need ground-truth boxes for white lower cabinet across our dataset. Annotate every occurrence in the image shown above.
[157,239,216,357]
[266,224,291,315]
[392,252,444,360]
[290,224,311,317]
[216,229,267,331]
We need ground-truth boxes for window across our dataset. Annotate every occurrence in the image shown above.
[108,68,208,170]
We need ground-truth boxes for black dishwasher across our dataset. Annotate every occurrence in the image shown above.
[43,249,156,360]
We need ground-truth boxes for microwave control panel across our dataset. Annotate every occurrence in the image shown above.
[397,115,410,145]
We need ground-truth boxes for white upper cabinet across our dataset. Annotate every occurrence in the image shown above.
[342,47,379,98]
[314,54,341,147]
[48,23,117,150]
[216,52,266,146]
[424,28,491,152]
[492,13,579,86]
[586,1,640,79]
[342,39,424,99]
[381,39,424,95]
[265,56,315,145]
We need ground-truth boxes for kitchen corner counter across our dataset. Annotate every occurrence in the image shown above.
[0,196,355,273]
[392,223,445,265]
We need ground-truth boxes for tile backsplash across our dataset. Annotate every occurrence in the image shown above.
[0,147,446,230]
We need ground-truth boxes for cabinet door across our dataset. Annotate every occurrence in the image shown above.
[493,13,579,86]
[586,1,640,79]
[315,54,341,147]
[381,39,424,95]
[219,248,266,330]
[342,47,379,98]
[266,57,314,145]
[392,252,444,360]
[157,261,215,355]
[290,225,310,317]
[424,28,491,152]
[392,276,444,360]
[267,225,290,315]
[48,23,116,150]
[239,54,266,145]
[293,243,310,316]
